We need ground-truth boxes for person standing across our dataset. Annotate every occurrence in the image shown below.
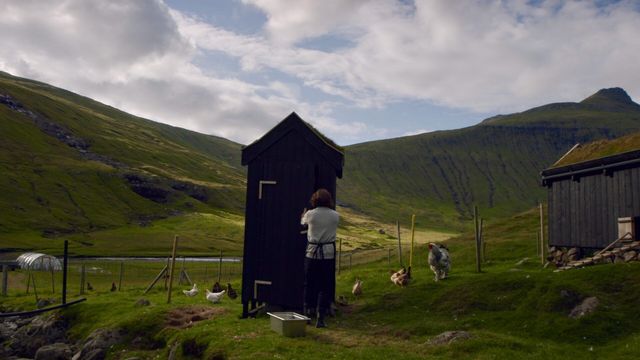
[301,188,339,328]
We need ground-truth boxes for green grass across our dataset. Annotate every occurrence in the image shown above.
[3,207,640,359]
[0,71,245,240]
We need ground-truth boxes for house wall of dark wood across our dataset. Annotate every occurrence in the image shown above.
[547,166,640,248]
[241,127,341,315]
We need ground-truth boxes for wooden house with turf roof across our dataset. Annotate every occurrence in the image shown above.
[240,112,344,317]
[541,131,640,253]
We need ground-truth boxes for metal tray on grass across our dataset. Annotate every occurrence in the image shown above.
[267,312,310,337]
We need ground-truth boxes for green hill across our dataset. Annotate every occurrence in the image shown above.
[4,70,640,253]
[339,88,640,231]
[0,71,247,253]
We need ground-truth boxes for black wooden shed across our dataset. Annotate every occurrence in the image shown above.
[240,112,344,317]
[541,145,640,250]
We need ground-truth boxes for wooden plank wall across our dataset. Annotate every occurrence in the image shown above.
[242,130,339,310]
[548,166,640,248]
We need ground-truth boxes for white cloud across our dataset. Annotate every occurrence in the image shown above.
[0,0,369,144]
[403,129,432,136]
[240,0,640,113]
[2,0,640,146]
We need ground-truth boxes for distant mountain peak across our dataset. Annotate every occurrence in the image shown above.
[581,87,635,106]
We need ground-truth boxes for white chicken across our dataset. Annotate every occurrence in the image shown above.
[428,243,451,282]
[390,268,409,287]
[352,278,363,297]
[183,283,198,297]
[205,289,226,303]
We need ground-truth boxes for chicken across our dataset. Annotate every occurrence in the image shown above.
[110,282,117,292]
[205,289,226,303]
[226,283,237,299]
[352,278,363,297]
[182,283,199,297]
[86,282,93,291]
[390,268,409,287]
[428,243,451,282]
[211,282,223,293]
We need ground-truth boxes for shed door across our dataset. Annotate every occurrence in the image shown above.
[255,162,315,308]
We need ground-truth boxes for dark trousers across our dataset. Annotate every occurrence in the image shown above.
[303,257,333,312]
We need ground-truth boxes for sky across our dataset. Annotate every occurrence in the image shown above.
[1,1,640,146]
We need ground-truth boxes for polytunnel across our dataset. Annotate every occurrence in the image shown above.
[16,252,62,271]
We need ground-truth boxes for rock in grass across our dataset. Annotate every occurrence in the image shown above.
[135,298,151,307]
[623,250,637,262]
[36,298,56,309]
[7,314,68,358]
[569,297,599,319]
[428,331,472,345]
[34,342,72,360]
[77,328,126,360]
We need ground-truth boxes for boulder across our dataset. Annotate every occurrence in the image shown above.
[34,342,72,360]
[7,314,69,358]
[36,298,56,309]
[428,331,472,345]
[569,297,599,319]
[134,298,151,307]
[77,328,125,360]
[623,250,637,262]
[0,320,18,342]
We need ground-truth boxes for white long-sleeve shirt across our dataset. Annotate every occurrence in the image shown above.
[301,207,339,259]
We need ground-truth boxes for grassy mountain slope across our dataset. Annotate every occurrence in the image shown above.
[1,72,433,257]
[0,71,246,247]
[339,88,640,231]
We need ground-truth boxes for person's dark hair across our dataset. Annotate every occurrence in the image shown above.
[310,188,334,209]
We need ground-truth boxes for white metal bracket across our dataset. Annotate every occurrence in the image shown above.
[258,180,277,199]
[254,280,272,299]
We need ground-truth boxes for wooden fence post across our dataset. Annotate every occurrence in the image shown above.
[2,265,8,296]
[540,202,545,265]
[388,248,391,266]
[218,250,223,284]
[396,221,403,267]
[480,218,485,262]
[164,258,169,290]
[409,214,416,275]
[80,264,85,295]
[50,267,55,294]
[349,253,352,271]
[118,261,124,291]
[474,206,481,273]
[167,236,179,304]
[62,240,68,304]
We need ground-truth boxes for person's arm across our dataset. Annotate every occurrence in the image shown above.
[300,208,309,225]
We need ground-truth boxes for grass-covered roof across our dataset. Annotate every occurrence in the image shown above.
[553,131,640,168]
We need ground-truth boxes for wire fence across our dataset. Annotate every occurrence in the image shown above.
[1,246,410,298]
[1,257,243,298]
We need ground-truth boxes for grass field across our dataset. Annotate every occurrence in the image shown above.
[3,207,640,359]
[0,206,454,259]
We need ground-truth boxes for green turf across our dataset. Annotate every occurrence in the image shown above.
[3,207,639,359]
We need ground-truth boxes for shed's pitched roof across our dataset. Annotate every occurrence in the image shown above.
[241,112,344,177]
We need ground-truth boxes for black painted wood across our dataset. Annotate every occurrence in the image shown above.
[240,113,344,316]
[544,152,640,249]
